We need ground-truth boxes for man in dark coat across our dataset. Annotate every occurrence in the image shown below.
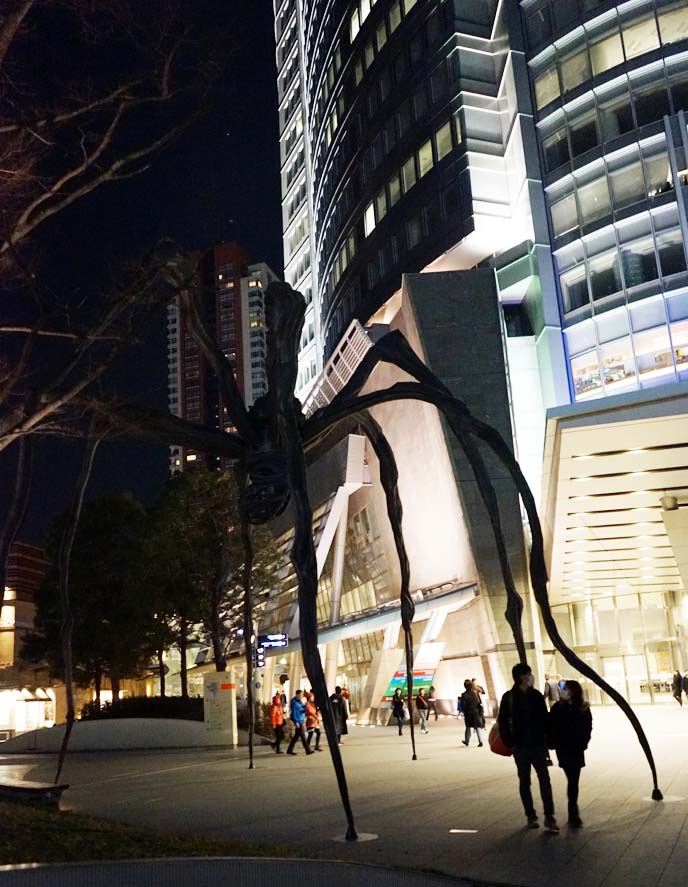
[329,685,349,744]
[460,679,485,747]
[498,662,559,833]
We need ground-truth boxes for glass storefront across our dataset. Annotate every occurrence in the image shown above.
[550,590,687,704]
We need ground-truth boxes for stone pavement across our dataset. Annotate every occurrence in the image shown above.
[1,704,687,887]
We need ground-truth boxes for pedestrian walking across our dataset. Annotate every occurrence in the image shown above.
[543,672,560,710]
[329,686,349,744]
[497,662,559,833]
[270,692,285,754]
[460,679,485,747]
[427,685,439,721]
[415,687,430,734]
[286,689,314,756]
[549,680,593,828]
[305,691,322,750]
[391,687,405,735]
[471,678,485,703]
[672,669,683,707]
[683,671,688,703]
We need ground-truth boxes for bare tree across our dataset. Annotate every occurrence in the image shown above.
[0,0,218,260]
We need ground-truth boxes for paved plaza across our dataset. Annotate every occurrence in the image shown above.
[1,704,687,887]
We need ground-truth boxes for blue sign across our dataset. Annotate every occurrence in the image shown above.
[258,633,288,650]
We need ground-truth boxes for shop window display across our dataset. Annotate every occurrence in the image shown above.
[600,337,636,393]
[670,318,688,367]
[571,349,602,398]
[633,325,674,381]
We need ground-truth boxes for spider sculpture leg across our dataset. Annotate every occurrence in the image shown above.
[355,411,417,760]
[269,287,358,841]
[306,332,662,800]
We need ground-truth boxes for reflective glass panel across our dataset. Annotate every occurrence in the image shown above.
[551,191,578,237]
[634,325,674,380]
[658,3,688,44]
[561,48,591,94]
[535,66,561,109]
[589,31,624,76]
[577,175,611,225]
[622,15,661,60]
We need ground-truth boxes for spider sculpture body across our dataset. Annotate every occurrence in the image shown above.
[124,280,662,842]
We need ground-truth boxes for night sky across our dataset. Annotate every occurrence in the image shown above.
[7,0,282,544]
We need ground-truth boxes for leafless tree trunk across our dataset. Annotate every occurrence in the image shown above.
[179,619,189,698]
[55,429,101,784]
[157,648,166,697]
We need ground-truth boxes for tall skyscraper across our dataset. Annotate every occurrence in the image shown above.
[262,1,688,714]
[275,0,688,409]
[167,243,278,471]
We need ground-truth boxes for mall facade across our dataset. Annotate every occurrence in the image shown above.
[188,0,688,716]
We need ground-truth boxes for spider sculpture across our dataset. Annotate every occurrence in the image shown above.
[122,280,662,842]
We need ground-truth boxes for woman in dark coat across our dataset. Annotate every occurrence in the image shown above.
[329,685,349,743]
[549,679,593,827]
[671,670,683,706]
[391,687,405,735]
[460,678,485,747]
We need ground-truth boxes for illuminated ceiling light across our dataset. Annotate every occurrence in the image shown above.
[572,496,591,501]
[572,454,594,460]
[629,471,648,477]
[572,477,590,482]
[627,449,646,455]
[640,557,653,562]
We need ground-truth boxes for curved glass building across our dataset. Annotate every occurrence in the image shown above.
[522,0,688,401]
[275,0,559,396]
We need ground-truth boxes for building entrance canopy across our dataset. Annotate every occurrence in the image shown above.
[541,381,688,605]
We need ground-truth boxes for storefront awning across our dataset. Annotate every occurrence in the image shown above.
[541,382,688,605]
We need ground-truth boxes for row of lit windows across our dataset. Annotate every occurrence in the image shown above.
[533,1,688,110]
[363,117,459,238]
[314,43,342,128]
[283,111,304,159]
[541,58,688,174]
[288,248,311,287]
[297,356,318,392]
[288,214,309,257]
[556,204,688,315]
[548,135,673,240]
[353,0,418,83]
[285,146,305,188]
[570,314,688,400]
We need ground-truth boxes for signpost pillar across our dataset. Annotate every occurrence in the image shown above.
[203,667,238,748]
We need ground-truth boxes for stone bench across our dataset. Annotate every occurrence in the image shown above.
[0,779,68,806]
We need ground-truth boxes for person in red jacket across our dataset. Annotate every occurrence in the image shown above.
[305,691,322,751]
[270,693,285,754]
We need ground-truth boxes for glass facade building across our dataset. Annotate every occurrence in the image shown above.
[521,0,688,402]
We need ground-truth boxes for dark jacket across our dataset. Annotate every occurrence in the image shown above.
[672,673,683,695]
[683,675,688,694]
[329,692,348,735]
[549,701,593,769]
[415,693,429,711]
[391,694,405,718]
[497,686,549,749]
[460,690,484,729]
